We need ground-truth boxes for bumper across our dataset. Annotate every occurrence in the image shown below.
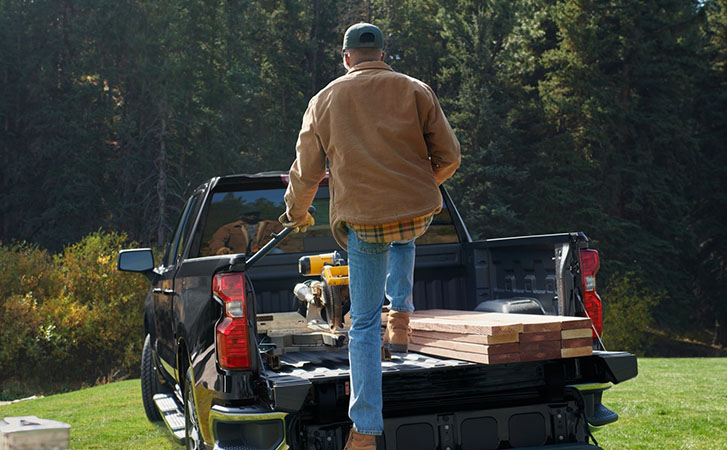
[208,405,287,450]
[590,351,638,384]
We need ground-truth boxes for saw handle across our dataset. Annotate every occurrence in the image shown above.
[245,206,316,270]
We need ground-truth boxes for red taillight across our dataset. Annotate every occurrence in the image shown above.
[213,273,251,370]
[579,249,603,338]
[216,317,250,369]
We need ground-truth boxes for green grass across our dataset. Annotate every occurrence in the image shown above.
[0,380,174,449]
[1,358,725,449]
[597,358,727,449]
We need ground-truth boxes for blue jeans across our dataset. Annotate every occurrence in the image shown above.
[346,227,416,435]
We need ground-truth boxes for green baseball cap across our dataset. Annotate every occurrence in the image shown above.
[342,23,384,51]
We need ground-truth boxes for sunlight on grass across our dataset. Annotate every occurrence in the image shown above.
[598,358,727,450]
[0,380,175,449]
[1,359,725,449]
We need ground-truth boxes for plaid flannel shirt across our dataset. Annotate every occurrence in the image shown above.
[347,214,433,244]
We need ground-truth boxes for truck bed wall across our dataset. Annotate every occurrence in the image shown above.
[248,238,569,316]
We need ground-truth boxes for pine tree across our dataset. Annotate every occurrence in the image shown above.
[695,0,727,346]
[437,0,527,239]
[536,0,705,330]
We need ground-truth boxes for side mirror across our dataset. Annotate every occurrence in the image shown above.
[118,249,155,274]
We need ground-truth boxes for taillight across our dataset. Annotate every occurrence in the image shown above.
[213,273,251,370]
[579,249,602,338]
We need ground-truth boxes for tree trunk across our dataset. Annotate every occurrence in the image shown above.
[715,313,727,348]
[156,115,167,246]
[2,66,8,240]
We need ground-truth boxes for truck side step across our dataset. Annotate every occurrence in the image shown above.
[153,393,185,445]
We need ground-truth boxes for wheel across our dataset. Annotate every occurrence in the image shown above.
[141,334,162,422]
[184,367,204,450]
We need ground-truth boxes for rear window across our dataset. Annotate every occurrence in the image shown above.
[197,186,458,257]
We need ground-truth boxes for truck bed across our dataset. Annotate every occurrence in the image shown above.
[265,348,628,449]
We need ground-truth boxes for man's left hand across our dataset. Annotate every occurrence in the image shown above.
[278,212,315,233]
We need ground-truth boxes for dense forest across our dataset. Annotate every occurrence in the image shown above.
[1,0,726,350]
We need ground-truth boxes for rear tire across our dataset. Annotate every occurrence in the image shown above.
[141,334,162,422]
[184,367,204,450]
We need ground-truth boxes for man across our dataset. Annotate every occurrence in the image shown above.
[204,211,282,256]
[279,23,460,449]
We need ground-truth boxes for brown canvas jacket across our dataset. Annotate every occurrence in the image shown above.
[284,61,460,249]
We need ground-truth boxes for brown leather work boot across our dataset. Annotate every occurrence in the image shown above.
[383,310,411,353]
[343,428,377,450]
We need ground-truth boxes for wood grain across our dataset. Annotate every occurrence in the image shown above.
[519,330,561,343]
[409,343,521,364]
[409,317,523,336]
[410,330,519,345]
[410,335,520,355]
[561,328,593,339]
[561,337,593,348]
[561,346,593,358]
[520,340,561,354]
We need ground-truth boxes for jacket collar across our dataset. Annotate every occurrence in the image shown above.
[347,61,393,74]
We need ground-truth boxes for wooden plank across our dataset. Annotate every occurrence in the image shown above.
[415,310,561,333]
[561,346,593,358]
[410,343,521,365]
[409,317,523,336]
[519,330,561,343]
[410,335,519,355]
[413,309,483,318]
[520,348,562,362]
[562,328,592,339]
[414,310,528,324]
[520,322,561,333]
[520,340,561,354]
[561,337,593,349]
[414,310,566,334]
[503,313,588,333]
[559,316,593,330]
[411,330,519,345]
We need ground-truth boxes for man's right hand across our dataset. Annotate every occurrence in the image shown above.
[278,212,315,233]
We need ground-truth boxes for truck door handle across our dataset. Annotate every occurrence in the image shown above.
[153,288,175,296]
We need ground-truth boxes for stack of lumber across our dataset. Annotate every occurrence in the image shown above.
[398,309,593,365]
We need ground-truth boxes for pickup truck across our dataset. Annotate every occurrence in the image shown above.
[118,172,637,450]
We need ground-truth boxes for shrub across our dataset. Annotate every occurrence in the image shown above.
[0,243,63,305]
[601,272,661,355]
[0,232,149,395]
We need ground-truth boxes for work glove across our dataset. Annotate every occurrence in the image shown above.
[278,211,315,233]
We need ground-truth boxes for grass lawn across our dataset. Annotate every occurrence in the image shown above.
[597,358,727,449]
[0,358,725,449]
[0,380,174,449]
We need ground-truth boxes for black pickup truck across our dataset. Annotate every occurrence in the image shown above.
[118,172,637,450]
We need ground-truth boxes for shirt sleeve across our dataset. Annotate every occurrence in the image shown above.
[284,98,327,222]
[423,86,461,185]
